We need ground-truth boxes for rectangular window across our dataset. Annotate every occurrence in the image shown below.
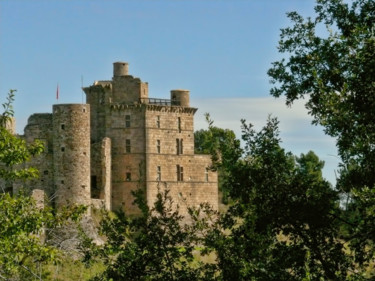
[177,165,184,181]
[157,166,161,181]
[91,175,100,199]
[176,139,183,155]
[126,139,131,153]
[177,117,181,133]
[157,140,161,154]
[125,115,131,128]
[156,116,160,128]
[126,173,131,181]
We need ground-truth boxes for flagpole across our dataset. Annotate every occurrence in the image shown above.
[81,75,84,104]
[56,83,59,101]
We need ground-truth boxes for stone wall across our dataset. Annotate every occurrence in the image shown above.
[21,113,54,196]
[13,61,219,218]
[108,106,146,213]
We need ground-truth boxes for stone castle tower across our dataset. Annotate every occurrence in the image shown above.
[8,62,218,215]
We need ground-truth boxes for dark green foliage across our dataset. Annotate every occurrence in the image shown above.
[0,192,86,280]
[268,0,375,270]
[0,90,86,280]
[205,117,354,280]
[195,113,242,203]
[0,90,44,182]
[82,186,219,281]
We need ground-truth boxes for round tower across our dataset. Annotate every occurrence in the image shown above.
[113,61,129,77]
[52,104,90,208]
[171,89,190,107]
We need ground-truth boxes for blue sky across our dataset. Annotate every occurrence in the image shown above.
[0,0,339,183]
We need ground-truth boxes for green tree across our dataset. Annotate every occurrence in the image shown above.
[195,113,242,203]
[206,117,354,280]
[0,90,44,182]
[0,90,85,280]
[82,186,219,281]
[268,0,375,268]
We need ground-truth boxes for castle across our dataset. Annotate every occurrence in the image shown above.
[10,62,218,215]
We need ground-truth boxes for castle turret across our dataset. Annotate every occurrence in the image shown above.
[171,89,190,107]
[52,104,91,207]
[113,62,129,77]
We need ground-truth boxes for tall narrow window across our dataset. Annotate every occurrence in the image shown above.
[177,165,184,181]
[157,166,161,181]
[91,175,100,199]
[176,139,183,155]
[157,140,161,154]
[156,116,160,128]
[125,115,131,128]
[126,139,131,153]
[126,173,131,181]
[177,117,181,133]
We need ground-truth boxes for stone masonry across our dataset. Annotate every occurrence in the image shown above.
[6,62,218,216]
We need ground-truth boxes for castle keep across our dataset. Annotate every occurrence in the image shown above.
[15,62,218,214]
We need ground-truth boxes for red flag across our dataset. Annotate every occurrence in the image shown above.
[56,84,59,100]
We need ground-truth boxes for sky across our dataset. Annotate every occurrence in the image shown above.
[0,0,340,184]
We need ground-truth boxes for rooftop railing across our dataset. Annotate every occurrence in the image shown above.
[139,98,180,106]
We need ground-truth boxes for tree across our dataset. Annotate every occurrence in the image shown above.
[268,0,375,268]
[204,117,354,280]
[0,90,44,182]
[195,113,242,203]
[82,186,219,281]
[0,90,85,280]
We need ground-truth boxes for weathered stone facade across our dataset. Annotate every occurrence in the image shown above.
[7,62,218,216]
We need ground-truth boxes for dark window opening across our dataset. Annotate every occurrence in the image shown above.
[177,165,184,181]
[91,175,100,199]
[176,139,183,155]
[157,140,161,154]
[125,115,131,128]
[156,116,160,128]
[126,173,131,181]
[61,147,65,152]
[61,124,65,130]
[178,117,181,133]
[126,139,131,153]
[157,166,161,181]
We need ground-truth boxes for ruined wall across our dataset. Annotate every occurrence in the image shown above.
[52,104,90,207]
[90,137,111,210]
[84,85,110,144]
[20,113,54,196]
[101,137,112,210]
